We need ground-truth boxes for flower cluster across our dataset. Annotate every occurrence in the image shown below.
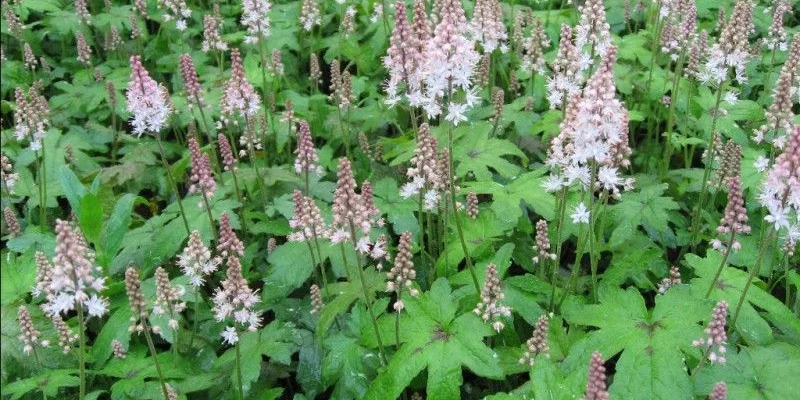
[685,30,709,80]
[329,60,355,109]
[52,314,78,353]
[75,0,91,23]
[294,120,323,176]
[241,0,271,44]
[763,0,790,51]
[43,220,108,318]
[153,267,186,332]
[111,339,127,359]
[582,351,609,400]
[759,126,800,255]
[0,153,18,193]
[466,191,479,219]
[179,54,203,106]
[384,1,426,107]
[125,266,150,333]
[14,81,50,151]
[309,284,323,314]
[75,32,92,65]
[692,300,729,364]
[187,136,217,205]
[709,382,727,400]
[299,0,320,32]
[213,213,261,344]
[157,0,191,30]
[104,26,122,51]
[754,35,799,147]
[520,17,549,74]
[400,123,445,210]
[519,314,550,366]
[386,231,419,312]
[712,175,750,252]
[220,49,261,125]
[18,306,46,355]
[574,0,612,58]
[178,230,221,287]
[202,5,228,52]
[288,190,329,242]
[331,158,384,250]
[470,0,507,53]
[4,206,21,237]
[659,0,696,60]
[546,24,586,110]
[699,0,754,84]
[218,133,238,171]
[545,47,634,199]
[474,263,511,332]
[127,56,172,136]
[419,0,480,122]
[532,220,556,264]
[657,265,682,294]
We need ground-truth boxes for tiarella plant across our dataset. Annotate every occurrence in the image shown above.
[1,0,799,399]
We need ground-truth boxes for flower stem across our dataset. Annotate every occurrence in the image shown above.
[77,307,86,400]
[200,192,217,241]
[730,229,775,330]
[235,341,244,400]
[346,223,388,366]
[189,289,200,349]
[155,133,192,236]
[142,320,170,400]
[549,188,569,311]
[688,80,728,251]
[394,291,402,347]
[705,232,737,298]
[38,147,47,233]
[447,128,481,294]
[661,49,687,177]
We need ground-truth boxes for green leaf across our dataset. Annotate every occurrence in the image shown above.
[316,269,385,339]
[0,253,37,305]
[364,279,503,400]
[2,369,79,400]
[687,253,800,344]
[59,165,86,215]
[562,286,707,399]
[450,122,528,181]
[466,168,556,228]
[693,343,800,399]
[611,182,681,246]
[78,193,104,245]
[104,194,137,258]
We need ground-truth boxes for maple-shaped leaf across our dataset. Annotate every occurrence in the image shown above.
[364,278,504,400]
[693,342,800,399]
[449,121,528,181]
[464,168,556,227]
[686,253,800,344]
[609,182,681,248]
[562,285,707,400]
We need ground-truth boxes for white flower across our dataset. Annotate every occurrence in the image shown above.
[445,102,468,126]
[542,175,566,193]
[753,156,770,172]
[356,237,372,254]
[724,91,738,105]
[221,326,239,345]
[571,202,591,224]
[84,294,109,318]
[423,189,439,211]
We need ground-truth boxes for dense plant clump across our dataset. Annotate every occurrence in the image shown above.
[2,0,799,399]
